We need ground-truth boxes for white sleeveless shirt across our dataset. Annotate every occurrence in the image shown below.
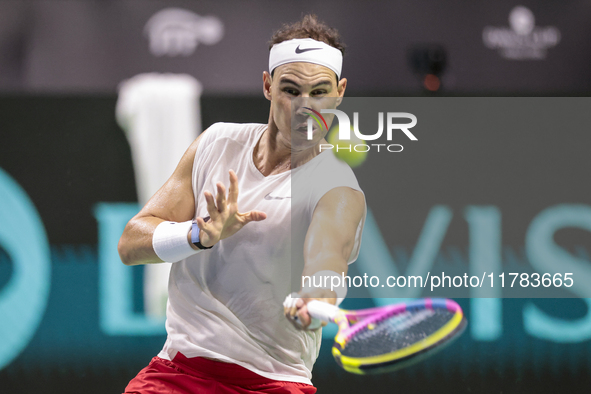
[158,123,365,384]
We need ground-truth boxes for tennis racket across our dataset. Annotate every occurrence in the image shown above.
[306,298,466,374]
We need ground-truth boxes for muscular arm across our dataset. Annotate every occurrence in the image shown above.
[285,186,365,327]
[303,187,365,277]
[117,135,202,266]
[118,128,267,266]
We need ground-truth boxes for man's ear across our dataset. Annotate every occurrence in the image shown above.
[263,71,273,101]
[337,78,347,97]
[336,78,347,106]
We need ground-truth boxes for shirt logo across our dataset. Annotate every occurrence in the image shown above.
[264,192,291,200]
[295,45,322,54]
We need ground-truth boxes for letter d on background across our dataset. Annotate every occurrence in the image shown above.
[0,168,51,370]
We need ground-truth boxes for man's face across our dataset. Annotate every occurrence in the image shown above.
[263,62,347,151]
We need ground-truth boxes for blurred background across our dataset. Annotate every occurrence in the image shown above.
[1,1,591,393]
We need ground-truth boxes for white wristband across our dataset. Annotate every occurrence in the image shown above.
[302,270,348,306]
[152,220,201,263]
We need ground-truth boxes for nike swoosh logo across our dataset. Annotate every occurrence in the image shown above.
[264,192,292,200]
[295,45,322,54]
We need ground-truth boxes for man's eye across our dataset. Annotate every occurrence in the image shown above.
[311,90,327,96]
[283,88,299,95]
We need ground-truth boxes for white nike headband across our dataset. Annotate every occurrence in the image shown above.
[269,38,343,78]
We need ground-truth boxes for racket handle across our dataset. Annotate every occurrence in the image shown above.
[307,300,340,323]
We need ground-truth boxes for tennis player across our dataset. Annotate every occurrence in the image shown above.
[119,15,366,394]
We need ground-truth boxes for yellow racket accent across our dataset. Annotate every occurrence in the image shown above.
[334,309,464,374]
[333,312,351,347]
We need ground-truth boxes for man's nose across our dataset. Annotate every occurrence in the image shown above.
[294,106,309,117]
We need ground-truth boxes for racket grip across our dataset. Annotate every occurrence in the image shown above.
[307,300,340,323]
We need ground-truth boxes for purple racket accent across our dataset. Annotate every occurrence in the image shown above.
[445,298,462,312]
[339,298,462,342]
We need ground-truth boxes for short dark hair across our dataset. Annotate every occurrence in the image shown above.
[269,14,345,55]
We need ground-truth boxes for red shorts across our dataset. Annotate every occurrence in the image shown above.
[124,352,317,394]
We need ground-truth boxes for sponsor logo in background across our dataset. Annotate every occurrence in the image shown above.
[144,8,224,57]
[483,6,560,60]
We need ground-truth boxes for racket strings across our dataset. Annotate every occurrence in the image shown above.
[341,309,455,358]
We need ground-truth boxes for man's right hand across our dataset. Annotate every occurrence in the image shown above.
[192,169,267,248]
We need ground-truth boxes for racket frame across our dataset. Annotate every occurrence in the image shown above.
[307,298,465,374]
